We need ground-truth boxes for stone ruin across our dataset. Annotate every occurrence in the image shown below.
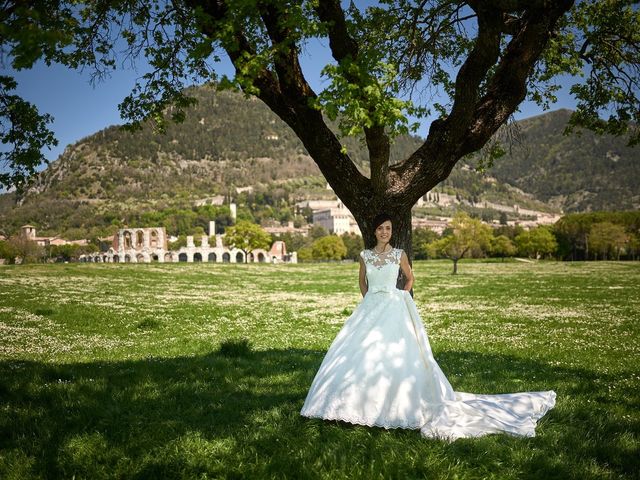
[81,222,297,264]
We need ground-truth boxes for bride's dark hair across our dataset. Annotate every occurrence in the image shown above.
[369,213,394,248]
[372,213,393,229]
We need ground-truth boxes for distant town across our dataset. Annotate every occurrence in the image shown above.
[0,183,567,265]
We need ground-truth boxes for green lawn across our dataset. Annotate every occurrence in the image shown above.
[0,260,638,479]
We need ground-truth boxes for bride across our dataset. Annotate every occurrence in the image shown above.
[300,213,556,440]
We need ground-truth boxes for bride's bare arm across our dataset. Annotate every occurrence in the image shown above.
[400,251,415,291]
[359,256,368,297]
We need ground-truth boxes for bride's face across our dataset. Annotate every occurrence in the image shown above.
[375,220,392,244]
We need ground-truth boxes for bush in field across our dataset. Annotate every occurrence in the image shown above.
[490,235,517,261]
[5,235,45,264]
[515,227,558,259]
[0,240,17,263]
[341,233,364,261]
[48,244,83,262]
[297,245,313,262]
[412,227,439,260]
[311,235,347,261]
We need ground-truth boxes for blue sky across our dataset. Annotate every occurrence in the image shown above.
[8,36,579,165]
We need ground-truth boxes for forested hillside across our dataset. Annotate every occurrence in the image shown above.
[480,109,640,212]
[0,86,637,239]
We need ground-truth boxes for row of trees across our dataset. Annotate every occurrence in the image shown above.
[3,210,638,266]
[0,237,100,264]
[423,213,558,274]
[421,211,640,272]
[554,211,640,261]
[285,211,640,270]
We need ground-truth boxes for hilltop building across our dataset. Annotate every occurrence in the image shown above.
[297,200,361,235]
[262,221,309,236]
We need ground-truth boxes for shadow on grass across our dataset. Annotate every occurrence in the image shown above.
[0,349,637,479]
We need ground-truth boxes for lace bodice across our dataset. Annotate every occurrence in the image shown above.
[360,247,403,291]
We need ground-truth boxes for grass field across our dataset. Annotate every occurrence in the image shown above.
[0,260,638,479]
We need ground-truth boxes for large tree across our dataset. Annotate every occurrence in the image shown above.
[223,220,272,262]
[2,1,639,277]
[515,226,558,259]
[426,211,492,274]
[588,221,628,260]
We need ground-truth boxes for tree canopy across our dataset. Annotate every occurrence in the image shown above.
[426,211,492,273]
[311,235,347,261]
[2,0,638,260]
[515,226,558,259]
[223,220,272,261]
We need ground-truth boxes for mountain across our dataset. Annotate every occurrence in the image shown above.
[479,109,640,212]
[0,85,637,238]
[23,85,425,203]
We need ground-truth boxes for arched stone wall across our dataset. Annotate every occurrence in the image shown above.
[90,228,297,264]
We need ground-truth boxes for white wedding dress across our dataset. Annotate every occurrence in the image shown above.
[300,248,556,440]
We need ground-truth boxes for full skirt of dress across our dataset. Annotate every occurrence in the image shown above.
[300,288,556,440]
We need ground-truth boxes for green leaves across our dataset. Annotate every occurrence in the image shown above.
[315,57,426,138]
[223,220,272,258]
[426,211,493,270]
[515,226,558,260]
[310,235,347,261]
[1,0,639,192]
[534,0,640,146]
[0,76,57,192]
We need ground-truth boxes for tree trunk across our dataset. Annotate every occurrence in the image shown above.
[585,234,589,260]
[452,258,458,275]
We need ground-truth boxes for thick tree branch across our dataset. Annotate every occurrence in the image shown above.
[389,6,502,204]
[257,1,313,99]
[392,1,574,207]
[191,0,369,208]
[316,0,391,193]
[463,1,575,154]
[501,13,525,36]
[315,0,359,61]
[467,0,547,10]
[446,7,502,141]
